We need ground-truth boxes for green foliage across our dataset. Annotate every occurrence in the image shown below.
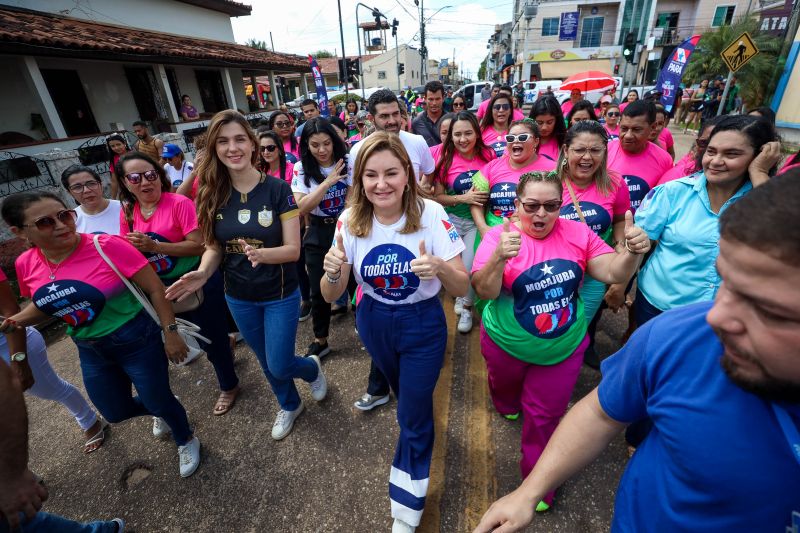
[312,50,335,59]
[478,57,487,81]
[330,93,364,104]
[683,16,783,108]
[245,39,270,50]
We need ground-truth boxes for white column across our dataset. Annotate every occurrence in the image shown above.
[302,73,310,96]
[222,68,238,111]
[20,56,67,139]
[614,0,627,45]
[155,64,180,123]
[269,70,281,108]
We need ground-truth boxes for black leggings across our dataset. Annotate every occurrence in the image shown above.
[304,219,335,339]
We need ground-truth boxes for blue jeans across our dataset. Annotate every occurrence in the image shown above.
[225,289,318,411]
[1,512,117,533]
[633,287,663,328]
[73,311,192,446]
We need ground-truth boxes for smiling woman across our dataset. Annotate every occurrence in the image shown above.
[60,164,122,235]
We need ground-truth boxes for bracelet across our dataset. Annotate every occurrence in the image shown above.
[325,272,341,284]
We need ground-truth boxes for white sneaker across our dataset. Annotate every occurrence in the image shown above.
[271,403,305,440]
[152,417,171,439]
[458,308,473,333]
[454,296,464,315]
[392,518,416,533]
[308,355,327,401]
[177,436,201,478]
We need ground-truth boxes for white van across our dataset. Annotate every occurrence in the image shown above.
[523,80,563,104]
[453,81,494,112]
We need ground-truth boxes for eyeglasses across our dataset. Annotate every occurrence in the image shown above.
[505,133,532,143]
[274,121,291,128]
[261,145,278,153]
[520,201,561,214]
[68,180,102,193]
[124,170,160,184]
[570,147,605,158]
[606,111,620,117]
[453,102,465,108]
[493,103,511,111]
[22,209,78,230]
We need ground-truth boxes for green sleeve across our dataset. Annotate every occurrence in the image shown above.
[472,170,489,192]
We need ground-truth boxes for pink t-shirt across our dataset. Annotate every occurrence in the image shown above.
[657,152,698,186]
[619,101,630,113]
[778,161,800,176]
[472,155,557,226]
[16,234,148,339]
[430,144,442,162]
[538,137,560,161]
[658,127,674,150]
[607,140,673,212]
[560,176,630,243]
[482,126,509,158]
[267,161,294,184]
[118,192,200,282]
[472,218,613,364]
[561,100,577,117]
[604,124,620,140]
[438,150,495,219]
[0,267,6,282]
[477,99,525,121]
[283,140,299,164]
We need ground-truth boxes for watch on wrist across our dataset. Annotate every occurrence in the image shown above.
[165,323,179,332]
[10,352,26,362]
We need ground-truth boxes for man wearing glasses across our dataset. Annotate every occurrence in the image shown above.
[61,164,121,235]
[412,80,446,147]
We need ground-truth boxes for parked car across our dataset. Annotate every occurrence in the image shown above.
[452,81,495,112]
[287,93,319,108]
[523,80,564,104]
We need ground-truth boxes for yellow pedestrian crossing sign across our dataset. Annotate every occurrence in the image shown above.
[721,32,759,72]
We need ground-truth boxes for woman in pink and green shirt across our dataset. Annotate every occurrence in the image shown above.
[472,171,649,512]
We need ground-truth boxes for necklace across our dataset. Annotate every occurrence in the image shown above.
[141,203,158,218]
[41,236,80,280]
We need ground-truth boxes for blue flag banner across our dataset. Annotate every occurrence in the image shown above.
[559,12,579,41]
[308,55,330,118]
[654,35,701,113]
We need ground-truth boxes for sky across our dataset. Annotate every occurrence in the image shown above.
[231,0,515,80]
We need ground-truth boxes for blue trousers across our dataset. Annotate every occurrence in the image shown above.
[633,287,663,328]
[225,289,318,411]
[73,311,192,446]
[1,512,117,533]
[356,295,447,527]
[178,270,239,391]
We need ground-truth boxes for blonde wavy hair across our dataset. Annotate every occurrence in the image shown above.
[346,132,422,237]
[195,110,260,246]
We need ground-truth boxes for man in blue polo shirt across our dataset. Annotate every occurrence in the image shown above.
[474,172,800,532]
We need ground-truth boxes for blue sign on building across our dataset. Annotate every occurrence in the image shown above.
[559,11,579,41]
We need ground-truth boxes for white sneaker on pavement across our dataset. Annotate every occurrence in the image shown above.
[177,436,201,478]
[454,296,464,315]
[308,355,327,401]
[152,417,170,439]
[457,308,473,333]
[271,403,305,440]
[392,518,416,533]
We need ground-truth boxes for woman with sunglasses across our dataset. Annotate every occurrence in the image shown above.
[321,132,468,533]
[105,132,131,200]
[116,152,240,417]
[566,100,598,127]
[269,111,300,163]
[61,164,122,235]
[292,117,351,358]
[0,192,200,477]
[433,112,494,333]
[472,171,649,512]
[529,96,566,162]
[166,110,326,441]
[452,95,467,113]
[480,93,514,158]
[603,104,621,140]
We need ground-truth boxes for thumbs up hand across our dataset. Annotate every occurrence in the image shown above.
[495,218,522,260]
[622,210,650,255]
[324,232,349,276]
[410,239,443,281]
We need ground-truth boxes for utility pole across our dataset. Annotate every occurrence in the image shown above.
[394,20,401,92]
[269,32,275,52]
[416,0,427,81]
[337,0,348,97]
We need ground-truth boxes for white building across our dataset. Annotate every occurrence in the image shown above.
[361,45,424,90]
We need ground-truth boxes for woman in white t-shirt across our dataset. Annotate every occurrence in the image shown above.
[162,143,194,191]
[291,117,351,360]
[61,165,122,235]
[322,132,468,533]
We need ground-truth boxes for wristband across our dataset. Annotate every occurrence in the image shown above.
[325,272,341,284]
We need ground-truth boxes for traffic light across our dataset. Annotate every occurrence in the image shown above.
[392,18,399,37]
[346,58,360,82]
[372,9,381,26]
[338,58,347,82]
[623,32,636,64]
[398,63,405,75]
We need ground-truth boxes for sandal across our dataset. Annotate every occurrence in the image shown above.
[83,420,109,454]
[213,386,240,416]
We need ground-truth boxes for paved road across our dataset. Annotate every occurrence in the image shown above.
[24,129,694,532]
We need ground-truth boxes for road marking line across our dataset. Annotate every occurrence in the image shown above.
[418,297,457,533]
[464,320,496,530]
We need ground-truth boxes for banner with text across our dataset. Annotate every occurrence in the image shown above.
[559,12,579,41]
[308,55,330,117]
[654,35,701,113]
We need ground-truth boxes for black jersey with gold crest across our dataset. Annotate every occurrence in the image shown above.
[214,175,299,301]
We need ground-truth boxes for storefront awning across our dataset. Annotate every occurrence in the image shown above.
[539,60,613,80]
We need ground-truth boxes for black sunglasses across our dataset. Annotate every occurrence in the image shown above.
[23,209,78,230]
[520,201,561,214]
[606,111,621,117]
[261,145,278,153]
[453,102,465,107]
[125,170,160,184]
[493,103,511,111]
[274,121,291,128]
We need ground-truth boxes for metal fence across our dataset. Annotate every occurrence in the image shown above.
[0,151,57,197]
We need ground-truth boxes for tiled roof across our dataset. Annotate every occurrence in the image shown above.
[0,6,309,71]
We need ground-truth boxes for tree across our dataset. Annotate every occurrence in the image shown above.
[682,16,783,108]
[478,57,487,81]
[311,50,335,59]
[245,39,270,50]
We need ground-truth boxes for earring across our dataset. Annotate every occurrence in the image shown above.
[404,184,410,192]
[560,159,567,168]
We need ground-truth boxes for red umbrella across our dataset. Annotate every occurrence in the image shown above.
[559,71,616,93]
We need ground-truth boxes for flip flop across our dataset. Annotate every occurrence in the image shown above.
[84,421,109,454]
[213,386,240,416]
